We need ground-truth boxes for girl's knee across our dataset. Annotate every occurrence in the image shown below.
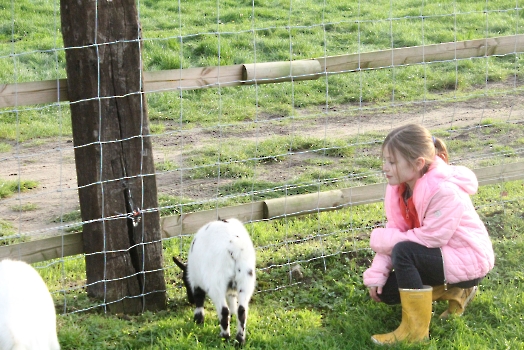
[391,241,423,268]
[391,241,413,258]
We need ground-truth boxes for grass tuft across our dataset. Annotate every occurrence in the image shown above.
[0,178,38,199]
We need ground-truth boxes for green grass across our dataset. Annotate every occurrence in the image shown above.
[9,202,38,211]
[0,178,38,198]
[0,219,28,245]
[179,135,356,180]
[0,142,11,152]
[0,219,16,237]
[49,208,82,233]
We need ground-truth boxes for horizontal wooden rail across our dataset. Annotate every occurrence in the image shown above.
[159,202,266,238]
[0,232,83,265]
[1,161,523,264]
[320,34,524,73]
[2,34,524,108]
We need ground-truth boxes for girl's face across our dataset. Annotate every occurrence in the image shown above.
[382,146,425,189]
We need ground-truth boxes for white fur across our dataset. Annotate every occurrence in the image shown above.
[0,259,60,350]
[175,218,256,344]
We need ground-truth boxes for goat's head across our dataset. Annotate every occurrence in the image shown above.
[172,256,195,304]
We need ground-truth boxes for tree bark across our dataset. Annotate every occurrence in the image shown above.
[60,0,166,313]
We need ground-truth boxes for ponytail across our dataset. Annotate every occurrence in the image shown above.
[433,137,449,164]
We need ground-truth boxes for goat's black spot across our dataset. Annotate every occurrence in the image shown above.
[220,306,230,332]
[221,218,228,223]
[238,268,241,272]
[247,269,253,276]
[238,305,246,324]
[193,287,206,308]
[190,239,196,252]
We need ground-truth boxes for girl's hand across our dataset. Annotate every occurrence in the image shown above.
[369,286,383,302]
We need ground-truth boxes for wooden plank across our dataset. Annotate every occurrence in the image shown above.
[144,65,244,92]
[0,232,83,264]
[0,79,68,107]
[160,202,265,238]
[3,34,524,108]
[242,59,322,84]
[263,184,386,219]
[339,184,387,205]
[263,189,346,219]
[1,161,523,263]
[321,34,524,72]
[475,161,524,185]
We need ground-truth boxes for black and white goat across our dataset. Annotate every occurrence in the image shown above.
[173,218,256,345]
[0,259,60,350]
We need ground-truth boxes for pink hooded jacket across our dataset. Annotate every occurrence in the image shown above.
[363,156,495,287]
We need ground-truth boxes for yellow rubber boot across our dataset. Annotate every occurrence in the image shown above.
[371,286,433,345]
[432,284,447,301]
[437,286,477,319]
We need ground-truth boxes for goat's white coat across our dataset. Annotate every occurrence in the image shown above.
[185,218,256,343]
[0,259,60,350]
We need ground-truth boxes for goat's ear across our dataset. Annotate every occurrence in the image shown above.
[172,256,187,271]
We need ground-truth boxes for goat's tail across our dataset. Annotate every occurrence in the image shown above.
[172,256,187,271]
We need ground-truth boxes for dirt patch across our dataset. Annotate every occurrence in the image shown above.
[1,92,523,239]
[1,140,79,238]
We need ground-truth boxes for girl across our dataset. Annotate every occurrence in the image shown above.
[363,124,494,345]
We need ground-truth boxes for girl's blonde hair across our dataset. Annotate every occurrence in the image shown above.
[382,124,449,173]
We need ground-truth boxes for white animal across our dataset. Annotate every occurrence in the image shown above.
[0,259,60,350]
[173,218,256,345]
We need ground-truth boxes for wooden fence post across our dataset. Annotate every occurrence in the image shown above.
[60,0,166,313]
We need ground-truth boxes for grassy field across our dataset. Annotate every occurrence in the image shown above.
[2,0,524,349]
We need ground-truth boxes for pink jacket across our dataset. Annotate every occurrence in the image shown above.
[363,156,495,287]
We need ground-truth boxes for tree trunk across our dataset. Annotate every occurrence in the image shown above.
[60,0,166,313]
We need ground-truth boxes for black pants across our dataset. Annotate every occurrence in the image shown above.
[379,241,482,305]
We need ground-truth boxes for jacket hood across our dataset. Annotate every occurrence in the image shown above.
[423,156,479,196]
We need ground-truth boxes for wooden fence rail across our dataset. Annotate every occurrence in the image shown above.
[1,161,523,264]
[2,34,524,109]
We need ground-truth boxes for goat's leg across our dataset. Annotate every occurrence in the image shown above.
[210,298,230,340]
[234,270,255,345]
[235,291,252,345]
[193,287,206,324]
[208,290,231,340]
[218,303,231,340]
